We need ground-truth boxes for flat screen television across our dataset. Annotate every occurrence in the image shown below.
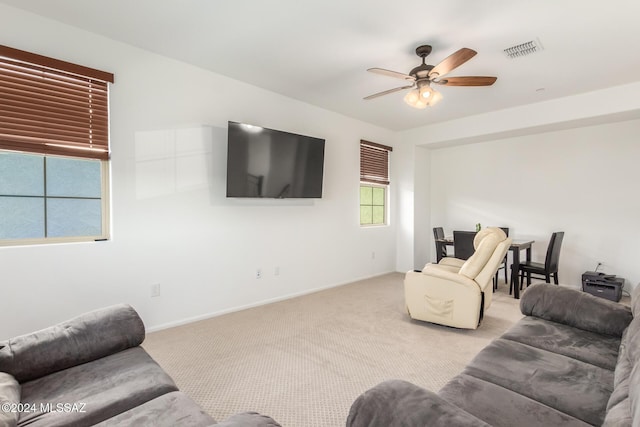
[226,121,325,198]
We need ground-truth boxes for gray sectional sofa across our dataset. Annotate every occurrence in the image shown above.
[347,283,637,426]
[0,304,281,427]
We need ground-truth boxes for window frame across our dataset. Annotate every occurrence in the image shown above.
[0,45,113,246]
[359,182,388,227]
[0,150,111,246]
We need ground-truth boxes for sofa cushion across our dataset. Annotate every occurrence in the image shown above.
[602,395,632,426]
[347,379,490,427]
[520,283,632,337]
[614,327,632,388]
[462,338,614,426]
[0,304,145,383]
[439,373,591,427]
[215,412,283,427]
[501,316,621,370]
[0,372,20,427]
[17,347,177,427]
[93,391,215,427]
[623,317,640,426]
[606,327,632,414]
[630,283,640,317]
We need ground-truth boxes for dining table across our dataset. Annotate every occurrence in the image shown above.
[435,236,534,299]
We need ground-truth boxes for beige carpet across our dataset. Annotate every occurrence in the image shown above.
[143,273,524,427]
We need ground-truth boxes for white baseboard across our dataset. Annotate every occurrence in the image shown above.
[146,271,397,333]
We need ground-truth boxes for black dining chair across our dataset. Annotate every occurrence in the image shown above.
[511,231,564,293]
[453,230,477,260]
[433,227,448,260]
[493,227,510,290]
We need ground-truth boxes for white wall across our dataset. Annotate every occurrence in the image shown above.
[427,119,640,291]
[0,5,397,339]
[394,143,431,272]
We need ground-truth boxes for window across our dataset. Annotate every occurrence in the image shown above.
[360,184,386,225]
[0,45,114,245]
[360,140,392,226]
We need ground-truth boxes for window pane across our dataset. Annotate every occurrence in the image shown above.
[0,197,45,239]
[46,157,102,198]
[372,206,385,224]
[360,185,372,205]
[47,198,102,237]
[372,187,385,206]
[360,206,372,224]
[0,152,44,196]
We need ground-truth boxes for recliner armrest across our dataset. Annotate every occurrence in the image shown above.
[438,257,466,269]
[405,264,482,292]
[418,264,487,292]
[520,283,632,337]
[347,379,490,427]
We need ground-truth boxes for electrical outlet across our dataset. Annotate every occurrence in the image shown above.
[256,269,262,279]
[371,251,376,259]
[151,283,161,298]
[274,266,280,276]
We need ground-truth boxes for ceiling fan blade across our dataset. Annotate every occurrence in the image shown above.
[427,89,443,106]
[364,85,414,100]
[367,68,415,81]
[428,48,477,78]
[435,76,497,86]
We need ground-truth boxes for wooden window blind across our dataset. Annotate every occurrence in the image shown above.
[0,45,114,160]
[360,140,392,185]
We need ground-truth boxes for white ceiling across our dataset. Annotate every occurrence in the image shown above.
[3,0,640,131]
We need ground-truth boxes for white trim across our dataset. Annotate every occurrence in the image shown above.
[146,271,396,333]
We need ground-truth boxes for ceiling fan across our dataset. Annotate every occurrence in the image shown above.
[364,45,497,109]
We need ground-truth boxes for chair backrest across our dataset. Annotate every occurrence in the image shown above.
[453,231,477,260]
[459,228,510,284]
[499,227,509,237]
[433,227,447,259]
[472,236,512,290]
[545,232,565,272]
[433,227,445,240]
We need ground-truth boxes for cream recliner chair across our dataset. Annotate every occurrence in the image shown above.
[405,227,511,329]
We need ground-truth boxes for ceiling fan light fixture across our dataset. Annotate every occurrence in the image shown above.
[419,85,432,99]
[403,88,420,105]
[413,99,428,109]
[426,89,443,106]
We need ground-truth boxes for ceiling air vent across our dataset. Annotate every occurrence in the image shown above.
[503,39,544,59]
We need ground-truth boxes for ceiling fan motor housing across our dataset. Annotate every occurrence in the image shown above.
[411,45,434,78]
[415,45,432,58]
[410,64,434,79]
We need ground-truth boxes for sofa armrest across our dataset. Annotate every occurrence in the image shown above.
[0,373,20,427]
[520,283,632,337]
[347,380,490,427]
[214,412,282,426]
[0,304,145,383]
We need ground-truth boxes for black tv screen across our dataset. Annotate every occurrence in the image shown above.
[226,121,325,198]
